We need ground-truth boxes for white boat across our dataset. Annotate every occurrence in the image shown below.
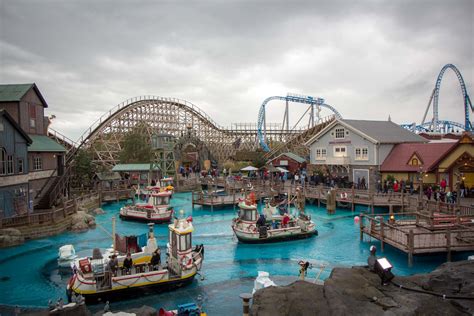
[141,177,175,197]
[120,190,174,223]
[67,216,204,302]
[232,194,317,243]
[58,245,78,268]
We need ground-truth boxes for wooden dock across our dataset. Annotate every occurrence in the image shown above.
[100,188,134,202]
[192,191,245,208]
[360,204,474,265]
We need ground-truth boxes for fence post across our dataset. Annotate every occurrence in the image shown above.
[370,190,375,214]
[380,220,385,252]
[408,229,414,267]
[401,189,404,212]
[446,230,451,262]
[351,185,355,212]
[318,187,321,207]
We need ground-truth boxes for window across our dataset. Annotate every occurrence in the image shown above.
[7,155,14,174]
[179,233,192,251]
[334,146,347,157]
[18,158,24,174]
[0,148,6,175]
[241,209,257,221]
[335,128,345,139]
[355,147,369,160]
[411,158,419,166]
[29,104,36,128]
[315,148,327,160]
[34,156,42,171]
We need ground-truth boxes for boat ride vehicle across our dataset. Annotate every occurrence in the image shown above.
[231,193,317,243]
[120,190,174,223]
[58,245,78,269]
[67,216,204,302]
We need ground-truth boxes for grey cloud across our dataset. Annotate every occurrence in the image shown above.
[0,0,472,140]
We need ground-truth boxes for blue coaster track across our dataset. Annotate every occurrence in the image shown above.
[257,94,342,151]
[404,64,473,133]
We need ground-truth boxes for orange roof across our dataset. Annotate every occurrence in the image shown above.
[381,142,456,173]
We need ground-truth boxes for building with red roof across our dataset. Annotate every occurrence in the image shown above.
[381,133,474,190]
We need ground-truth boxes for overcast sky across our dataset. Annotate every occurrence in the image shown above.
[1,0,473,140]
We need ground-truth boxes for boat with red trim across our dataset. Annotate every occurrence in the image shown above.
[231,193,317,243]
[120,190,173,223]
[67,214,204,302]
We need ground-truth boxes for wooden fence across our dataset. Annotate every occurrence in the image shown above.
[0,192,98,229]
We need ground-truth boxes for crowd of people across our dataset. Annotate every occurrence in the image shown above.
[107,248,162,277]
[179,164,472,203]
[375,177,471,203]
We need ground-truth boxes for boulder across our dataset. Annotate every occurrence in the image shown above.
[251,261,474,315]
[251,280,330,316]
[89,208,105,215]
[70,211,96,232]
[0,228,24,247]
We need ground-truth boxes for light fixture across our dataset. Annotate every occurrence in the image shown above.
[374,257,394,285]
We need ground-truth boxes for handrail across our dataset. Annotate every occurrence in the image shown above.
[48,127,77,149]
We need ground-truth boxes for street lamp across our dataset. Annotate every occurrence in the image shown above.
[418,166,424,201]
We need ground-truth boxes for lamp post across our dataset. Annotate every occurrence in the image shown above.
[418,166,424,207]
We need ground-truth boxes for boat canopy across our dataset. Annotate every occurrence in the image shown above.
[169,217,194,235]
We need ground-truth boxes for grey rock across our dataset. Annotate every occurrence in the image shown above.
[89,208,105,215]
[0,228,24,247]
[251,261,474,316]
[71,211,96,232]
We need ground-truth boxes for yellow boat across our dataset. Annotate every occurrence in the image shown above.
[67,214,204,302]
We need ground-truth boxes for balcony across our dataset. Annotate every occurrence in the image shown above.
[325,156,351,165]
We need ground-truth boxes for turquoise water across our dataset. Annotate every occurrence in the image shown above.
[1,192,472,314]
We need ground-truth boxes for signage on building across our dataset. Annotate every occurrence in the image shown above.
[280,160,288,166]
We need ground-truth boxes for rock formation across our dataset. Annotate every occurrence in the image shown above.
[70,211,96,232]
[0,228,25,247]
[251,260,474,315]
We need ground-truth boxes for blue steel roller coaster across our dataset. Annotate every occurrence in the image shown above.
[401,63,473,133]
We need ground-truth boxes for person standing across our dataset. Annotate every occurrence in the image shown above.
[367,245,377,271]
[150,248,161,270]
[460,181,466,197]
[123,253,133,274]
[108,254,119,276]
[440,178,447,192]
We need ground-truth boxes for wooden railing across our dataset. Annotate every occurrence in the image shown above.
[0,192,98,229]
[360,212,474,265]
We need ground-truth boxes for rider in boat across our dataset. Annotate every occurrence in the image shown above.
[150,248,161,270]
[123,253,133,274]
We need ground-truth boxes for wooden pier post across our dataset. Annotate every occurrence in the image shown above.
[380,220,385,252]
[401,189,404,212]
[446,230,451,262]
[318,187,321,207]
[370,189,375,214]
[408,229,414,267]
[351,185,355,212]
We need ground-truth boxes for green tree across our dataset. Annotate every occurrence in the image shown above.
[73,148,96,187]
[119,128,153,163]
[252,154,267,169]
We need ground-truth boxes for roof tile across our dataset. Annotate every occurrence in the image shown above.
[380,142,456,172]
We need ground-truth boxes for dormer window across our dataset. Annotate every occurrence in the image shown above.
[407,153,423,166]
[335,128,345,139]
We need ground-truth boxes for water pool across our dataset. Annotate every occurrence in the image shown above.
[1,192,472,314]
